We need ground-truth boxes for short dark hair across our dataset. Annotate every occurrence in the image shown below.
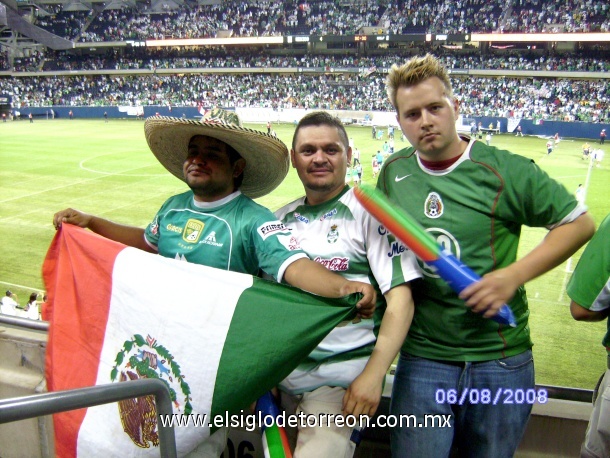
[292,111,349,152]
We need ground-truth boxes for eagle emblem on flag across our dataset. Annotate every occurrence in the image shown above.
[111,334,191,449]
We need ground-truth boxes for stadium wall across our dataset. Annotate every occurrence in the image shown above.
[12,106,610,140]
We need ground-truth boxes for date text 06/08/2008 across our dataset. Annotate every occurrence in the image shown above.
[435,388,548,405]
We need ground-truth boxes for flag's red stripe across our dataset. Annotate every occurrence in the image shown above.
[43,225,125,458]
[279,426,292,458]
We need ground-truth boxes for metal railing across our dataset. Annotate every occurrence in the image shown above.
[0,378,177,458]
[0,314,50,331]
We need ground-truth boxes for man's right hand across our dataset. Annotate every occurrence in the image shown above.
[53,208,92,230]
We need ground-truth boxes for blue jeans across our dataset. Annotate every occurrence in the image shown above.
[390,350,534,458]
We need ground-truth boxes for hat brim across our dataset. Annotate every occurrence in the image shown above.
[144,116,289,199]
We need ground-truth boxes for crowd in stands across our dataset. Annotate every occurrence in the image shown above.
[507,0,610,33]
[1,70,607,122]
[30,0,610,42]
[6,48,610,73]
[2,2,608,124]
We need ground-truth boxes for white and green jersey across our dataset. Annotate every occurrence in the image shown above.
[378,137,586,362]
[567,214,610,354]
[144,190,307,281]
[275,186,421,394]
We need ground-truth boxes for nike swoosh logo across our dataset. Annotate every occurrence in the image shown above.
[395,174,412,182]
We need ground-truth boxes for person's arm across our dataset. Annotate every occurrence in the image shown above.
[342,284,414,417]
[283,257,376,317]
[53,208,154,252]
[570,301,610,322]
[460,212,595,318]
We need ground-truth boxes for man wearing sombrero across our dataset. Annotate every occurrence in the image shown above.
[53,109,376,455]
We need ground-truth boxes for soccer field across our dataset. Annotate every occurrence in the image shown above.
[1,118,608,389]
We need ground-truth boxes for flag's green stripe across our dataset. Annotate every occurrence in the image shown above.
[211,277,357,416]
[264,425,289,458]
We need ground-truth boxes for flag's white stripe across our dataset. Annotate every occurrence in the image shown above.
[77,247,253,457]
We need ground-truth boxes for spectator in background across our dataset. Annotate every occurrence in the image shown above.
[41,294,49,321]
[593,148,605,168]
[372,154,380,178]
[352,146,361,166]
[26,292,40,320]
[582,142,591,161]
[516,125,523,136]
[1,290,19,316]
[567,214,610,458]
[381,53,595,458]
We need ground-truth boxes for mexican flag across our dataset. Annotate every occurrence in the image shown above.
[43,225,357,457]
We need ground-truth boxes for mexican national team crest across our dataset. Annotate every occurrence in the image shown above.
[184,219,204,243]
[111,334,191,449]
[327,224,339,243]
[424,192,444,219]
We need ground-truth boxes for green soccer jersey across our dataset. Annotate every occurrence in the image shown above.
[275,186,421,394]
[144,190,307,281]
[567,214,610,354]
[378,137,585,361]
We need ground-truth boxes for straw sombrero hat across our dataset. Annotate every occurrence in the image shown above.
[144,109,289,199]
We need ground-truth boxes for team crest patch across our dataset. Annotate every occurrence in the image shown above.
[111,334,191,449]
[150,216,159,236]
[327,224,339,243]
[183,219,204,243]
[424,192,444,219]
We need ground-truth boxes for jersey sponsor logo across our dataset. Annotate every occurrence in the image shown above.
[183,219,204,243]
[395,173,412,182]
[424,192,444,218]
[327,224,339,243]
[257,221,288,240]
[294,212,310,224]
[277,234,301,251]
[201,231,223,247]
[166,223,182,234]
[387,241,406,257]
[421,228,461,278]
[314,256,349,271]
[320,208,337,221]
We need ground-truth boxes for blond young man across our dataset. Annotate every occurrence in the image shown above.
[380,54,595,457]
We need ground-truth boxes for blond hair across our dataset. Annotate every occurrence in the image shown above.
[386,54,453,110]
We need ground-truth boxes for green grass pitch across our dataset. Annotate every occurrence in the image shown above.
[1,118,608,389]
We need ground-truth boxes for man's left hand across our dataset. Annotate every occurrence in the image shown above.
[340,281,376,318]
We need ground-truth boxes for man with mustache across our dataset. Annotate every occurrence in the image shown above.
[380,54,595,458]
[274,111,421,457]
